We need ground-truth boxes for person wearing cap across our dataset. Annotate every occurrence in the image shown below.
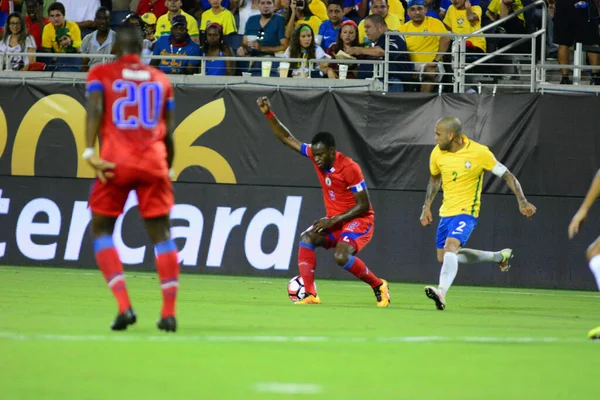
[200,0,237,35]
[41,2,82,53]
[52,24,83,70]
[141,11,157,42]
[81,7,115,72]
[405,0,442,20]
[151,13,201,74]
[400,0,449,92]
[156,0,200,44]
[357,0,400,45]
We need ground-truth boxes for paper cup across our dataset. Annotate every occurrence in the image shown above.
[261,61,272,77]
[315,34,323,46]
[339,64,348,80]
[245,35,258,43]
[279,62,290,78]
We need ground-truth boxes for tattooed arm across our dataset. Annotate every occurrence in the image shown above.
[502,170,536,219]
[420,174,442,226]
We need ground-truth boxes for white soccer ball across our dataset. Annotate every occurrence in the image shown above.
[287,275,317,302]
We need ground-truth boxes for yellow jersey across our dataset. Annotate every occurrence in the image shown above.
[429,136,497,218]
[41,20,82,52]
[157,10,201,38]
[487,0,525,24]
[308,0,328,22]
[295,16,323,37]
[199,8,237,35]
[443,5,486,52]
[387,0,406,24]
[399,17,448,63]
[358,13,402,45]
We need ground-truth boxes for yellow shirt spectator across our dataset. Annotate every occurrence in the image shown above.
[308,0,328,22]
[443,5,486,52]
[399,16,448,63]
[41,20,82,52]
[358,13,401,45]
[388,0,406,24]
[199,8,237,35]
[429,136,498,217]
[486,0,525,24]
[295,16,322,37]
[157,10,201,38]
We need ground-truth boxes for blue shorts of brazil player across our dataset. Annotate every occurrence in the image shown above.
[435,214,478,249]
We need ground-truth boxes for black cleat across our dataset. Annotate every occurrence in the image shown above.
[157,316,177,332]
[111,307,137,331]
[424,286,446,311]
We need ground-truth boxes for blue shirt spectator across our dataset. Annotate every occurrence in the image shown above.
[318,18,348,50]
[152,34,202,74]
[243,12,286,55]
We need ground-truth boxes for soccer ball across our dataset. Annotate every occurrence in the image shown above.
[287,275,317,302]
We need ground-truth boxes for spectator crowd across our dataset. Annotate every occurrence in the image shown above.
[0,0,598,89]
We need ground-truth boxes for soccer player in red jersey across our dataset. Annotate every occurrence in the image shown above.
[257,96,391,307]
[84,25,179,332]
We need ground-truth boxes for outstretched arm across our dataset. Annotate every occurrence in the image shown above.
[569,169,600,239]
[500,169,536,219]
[256,96,303,153]
[420,174,442,226]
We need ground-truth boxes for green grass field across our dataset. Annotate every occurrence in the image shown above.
[1,266,599,399]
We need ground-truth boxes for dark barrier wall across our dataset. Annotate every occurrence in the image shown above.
[0,176,598,290]
[0,85,598,196]
[0,85,598,290]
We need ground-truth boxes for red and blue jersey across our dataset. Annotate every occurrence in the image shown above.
[301,143,374,218]
[85,54,174,176]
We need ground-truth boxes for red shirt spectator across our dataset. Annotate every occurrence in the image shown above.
[25,15,49,48]
[136,0,168,17]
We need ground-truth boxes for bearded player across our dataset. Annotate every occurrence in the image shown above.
[257,96,390,307]
[84,25,179,332]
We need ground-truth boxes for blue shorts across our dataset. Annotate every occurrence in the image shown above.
[435,214,478,249]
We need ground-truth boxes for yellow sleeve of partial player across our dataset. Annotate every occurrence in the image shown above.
[479,146,498,171]
[430,147,441,175]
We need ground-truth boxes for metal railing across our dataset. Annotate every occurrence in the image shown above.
[384,0,548,93]
[1,2,598,95]
[0,51,384,81]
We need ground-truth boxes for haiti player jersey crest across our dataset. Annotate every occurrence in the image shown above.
[301,144,374,218]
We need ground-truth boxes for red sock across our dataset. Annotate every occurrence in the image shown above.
[155,240,180,318]
[298,242,317,295]
[344,256,383,288]
[94,236,131,313]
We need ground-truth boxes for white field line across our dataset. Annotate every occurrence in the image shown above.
[1,267,598,298]
[0,332,591,344]
[255,382,323,394]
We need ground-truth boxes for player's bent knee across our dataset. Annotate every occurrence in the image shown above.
[300,231,318,245]
[586,242,600,261]
[333,251,350,266]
